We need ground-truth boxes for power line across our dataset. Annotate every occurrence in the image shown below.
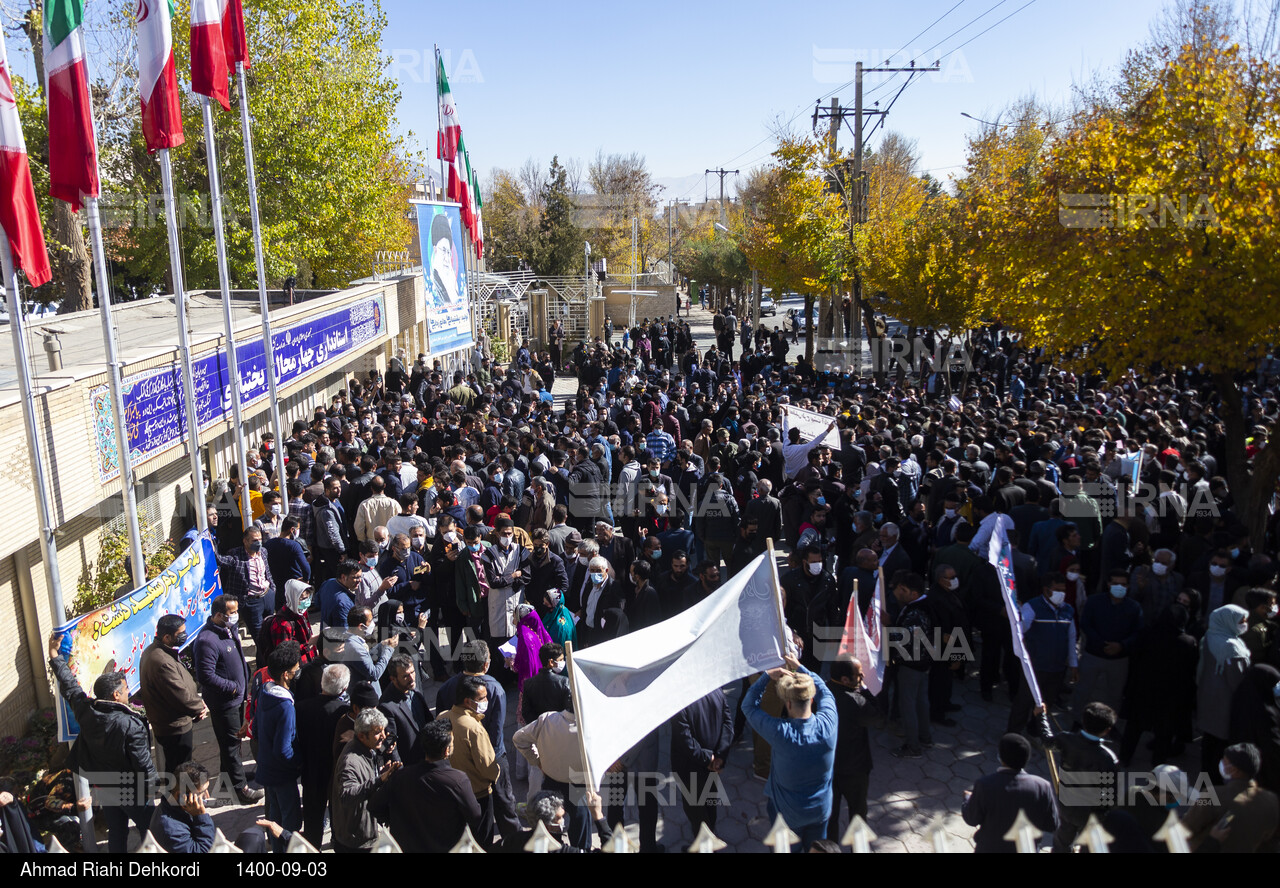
[936,0,1040,62]
[919,0,1011,59]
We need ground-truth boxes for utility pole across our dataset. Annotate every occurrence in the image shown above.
[705,167,738,226]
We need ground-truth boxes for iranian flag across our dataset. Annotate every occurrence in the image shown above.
[471,169,484,258]
[136,0,184,151]
[191,0,230,110]
[220,0,250,70]
[448,136,471,221]
[44,0,99,211]
[436,53,460,162]
[0,18,53,288]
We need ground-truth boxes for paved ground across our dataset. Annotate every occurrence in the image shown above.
[96,294,1197,852]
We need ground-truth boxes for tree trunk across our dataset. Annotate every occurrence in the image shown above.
[24,5,92,314]
[1215,371,1280,550]
[804,293,815,364]
[51,202,93,313]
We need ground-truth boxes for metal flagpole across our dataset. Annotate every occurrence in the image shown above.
[435,46,445,197]
[158,151,209,532]
[0,233,95,851]
[85,197,147,587]
[236,62,288,493]
[0,237,66,621]
[201,95,251,530]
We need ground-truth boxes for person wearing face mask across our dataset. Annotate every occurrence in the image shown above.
[369,718,482,853]
[342,606,395,691]
[1029,700,1119,853]
[139,614,209,774]
[1179,742,1280,852]
[1074,568,1142,727]
[1130,548,1184,628]
[1008,574,1078,734]
[1190,550,1246,621]
[728,518,765,576]
[782,546,840,672]
[1198,604,1253,783]
[441,676,502,847]
[255,640,304,852]
[578,556,622,647]
[376,533,429,622]
[658,551,700,618]
[481,518,531,657]
[927,565,968,728]
[216,526,276,643]
[193,595,262,804]
[526,528,568,611]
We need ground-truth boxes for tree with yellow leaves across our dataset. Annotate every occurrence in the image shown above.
[982,16,1280,544]
[737,137,849,363]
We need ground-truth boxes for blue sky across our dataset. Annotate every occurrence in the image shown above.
[384,0,1172,198]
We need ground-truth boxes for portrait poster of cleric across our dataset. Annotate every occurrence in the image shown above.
[414,201,474,355]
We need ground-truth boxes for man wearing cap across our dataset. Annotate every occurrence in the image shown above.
[962,733,1059,852]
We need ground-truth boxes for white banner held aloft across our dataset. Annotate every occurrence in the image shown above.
[988,529,1043,709]
[783,404,841,449]
[569,552,786,790]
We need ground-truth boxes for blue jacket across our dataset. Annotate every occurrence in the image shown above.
[742,665,837,828]
[255,683,299,786]
[265,535,311,586]
[152,797,216,853]
[193,617,248,709]
[320,578,355,631]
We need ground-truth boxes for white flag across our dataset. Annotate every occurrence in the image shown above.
[988,525,1042,708]
[569,553,787,790]
[838,569,886,695]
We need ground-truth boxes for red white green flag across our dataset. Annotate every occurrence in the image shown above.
[191,0,230,110]
[43,0,99,210]
[0,18,53,287]
[136,0,184,151]
[436,53,460,162]
[219,0,250,70]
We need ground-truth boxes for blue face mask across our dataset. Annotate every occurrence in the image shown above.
[1230,548,1241,559]
[590,572,605,585]
[816,496,826,507]
[1110,584,1128,599]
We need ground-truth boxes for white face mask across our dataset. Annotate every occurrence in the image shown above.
[1066,571,1081,582]
[1237,621,1250,637]
[1049,590,1066,607]
[946,577,959,591]
[271,504,284,516]
[474,700,489,715]
[808,562,823,576]
[226,612,239,627]
[944,508,957,518]
[362,624,377,639]
[1210,564,1228,578]
[1152,562,1169,576]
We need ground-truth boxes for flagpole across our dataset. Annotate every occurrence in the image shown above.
[435,46,445,193]
[562,640,596,793]
[235,62,287,493]
[765,539,790,656]
[82,197,148,586]
[157,151,210,532]
[201,95,251,530]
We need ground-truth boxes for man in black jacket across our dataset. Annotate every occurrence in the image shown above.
[1031,701,1120,853]
[961,733,1059,852]
[521,644,571,724]
[295,663,351,847]
[378,654,433,763]
[370,719,481,852]
[48,633,157,853]
[670,688,733,838]
[826,657,879,841]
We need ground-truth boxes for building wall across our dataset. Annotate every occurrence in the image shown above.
[0,274,434,736]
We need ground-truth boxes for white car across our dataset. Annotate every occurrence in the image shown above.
[759,294,776,316]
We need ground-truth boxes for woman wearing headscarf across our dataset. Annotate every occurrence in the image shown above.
[1229,664,1280,794]
[1197,604,1251,782]
[537,586,577,648]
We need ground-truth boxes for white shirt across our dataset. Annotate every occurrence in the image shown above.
[780,413,835,480]
[970,512,1015,555]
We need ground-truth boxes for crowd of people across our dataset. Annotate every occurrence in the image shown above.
[34,296,1280,853]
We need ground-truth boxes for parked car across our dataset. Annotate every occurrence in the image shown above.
[759,293,776,316]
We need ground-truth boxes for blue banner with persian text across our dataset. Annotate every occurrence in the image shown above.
[52,536,221,743]
[91,295,386,482]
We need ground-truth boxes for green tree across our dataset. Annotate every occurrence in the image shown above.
[531,156,581,276]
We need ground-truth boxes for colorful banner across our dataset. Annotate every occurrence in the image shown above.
[52,536,221,742]
[91,294,386,482]
[413,200,473,355]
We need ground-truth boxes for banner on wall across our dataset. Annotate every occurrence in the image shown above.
[51,536,222,742]
[90,294,386,483]
[413,200,473,355]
